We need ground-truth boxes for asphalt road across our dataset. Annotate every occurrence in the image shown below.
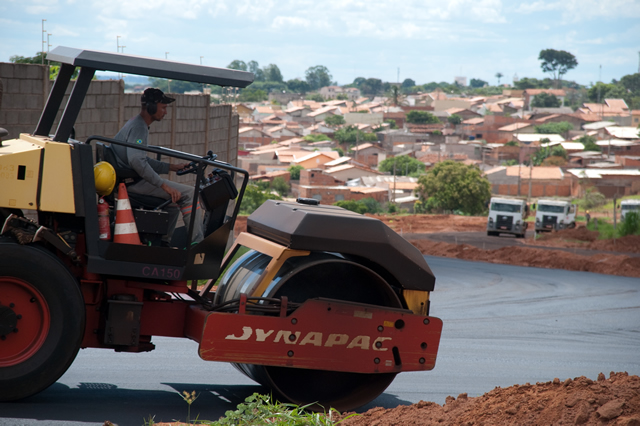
[2,257,639,425]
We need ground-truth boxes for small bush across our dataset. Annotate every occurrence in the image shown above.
[619,211,640,236]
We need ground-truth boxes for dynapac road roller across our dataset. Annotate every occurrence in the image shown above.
[0,47,442,411]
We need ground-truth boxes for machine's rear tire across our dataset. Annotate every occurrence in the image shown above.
[0,239,85,401]
[218,251,402,411]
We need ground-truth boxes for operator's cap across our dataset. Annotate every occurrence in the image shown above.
[141,88,175,105]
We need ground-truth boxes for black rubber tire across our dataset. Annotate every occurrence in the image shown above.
[0,239,85,401]
[220,251,401,411]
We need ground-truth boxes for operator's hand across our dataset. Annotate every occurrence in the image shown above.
[169,162,190,172]
[161,183,181,203]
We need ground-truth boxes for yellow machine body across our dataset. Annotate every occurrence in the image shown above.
[0,134,75,213]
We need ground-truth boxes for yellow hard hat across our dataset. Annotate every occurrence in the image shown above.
[93,161,116,196]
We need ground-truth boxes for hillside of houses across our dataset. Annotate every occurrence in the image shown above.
[236,88,640,211]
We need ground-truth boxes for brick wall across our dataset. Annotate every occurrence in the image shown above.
[0,63,239,182]
[493,183,571,197]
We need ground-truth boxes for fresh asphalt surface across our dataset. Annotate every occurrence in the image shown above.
[2,256,639,425]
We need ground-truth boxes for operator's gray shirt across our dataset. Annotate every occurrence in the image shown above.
[112,114,169,188]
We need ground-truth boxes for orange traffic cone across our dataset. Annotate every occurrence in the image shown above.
[114,183,142,245]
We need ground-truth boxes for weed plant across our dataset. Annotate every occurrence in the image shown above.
[205,393,355,425]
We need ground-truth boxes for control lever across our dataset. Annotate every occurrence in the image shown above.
[176,150,217,176]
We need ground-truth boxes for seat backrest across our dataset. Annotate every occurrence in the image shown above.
[97,142,139,179]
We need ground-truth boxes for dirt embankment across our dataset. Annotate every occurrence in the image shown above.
[339,372,640,426]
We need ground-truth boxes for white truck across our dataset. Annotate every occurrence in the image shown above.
[620,199,640,221]
[487,197,529,238]
[535,199,577,233]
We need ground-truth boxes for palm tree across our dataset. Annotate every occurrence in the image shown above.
[495,72,504,86]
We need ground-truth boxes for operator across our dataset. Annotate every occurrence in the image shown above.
[112,88,204,245]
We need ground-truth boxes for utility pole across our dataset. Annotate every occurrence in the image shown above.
[47,33,52,66]
[165,52,171,93]
[527,159,533,202]
[200,56,205,92]
[41,19,47,64]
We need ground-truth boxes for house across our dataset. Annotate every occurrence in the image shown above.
[238,126,272,148]
[252,105,276,121]
[264,124,300,140]
[292,151,341,169]
[514,133,565,144]
[249,170,291,183]
[294,169,388,203]
[318,86,361,101]
[351,143,386,168]
[605,126,640,141]
[303,123,335,135]
[444,107,482,121]
[566,168,640,197]
[324,164,383,181]
[485,166,571,197]
[307,106,339,122]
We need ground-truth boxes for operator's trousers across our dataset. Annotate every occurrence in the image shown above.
[127,179,205,245]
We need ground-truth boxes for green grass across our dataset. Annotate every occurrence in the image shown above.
[146,393,356,425]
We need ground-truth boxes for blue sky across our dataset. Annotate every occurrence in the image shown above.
[2,0,639,87]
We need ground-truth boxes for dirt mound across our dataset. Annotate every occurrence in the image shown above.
[535,226,600,243]
[339,372,640,426]
[410,240,640,278]
[590,235,640,254]
[532,227,640,254]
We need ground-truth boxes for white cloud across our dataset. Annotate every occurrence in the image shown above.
[515,0,640,22]
[25,0,59,15]
[271,16,311,29]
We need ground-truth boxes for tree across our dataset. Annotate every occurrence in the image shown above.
[378,155,426,176]
[324,114,345,127]
[360,78,383,97]
[415,161,491,215]
[538,49,578,88]
[401,78,416,88]
[263,64,283,83]
[495,72,503,85]
[406,110,440,124]
[470,78,487,88]
[576,135,601,152]
[238,88,267,102]
[10,52,80,79]
[305,65,332,90]
[306,93,324,102]
[334,200,368,214]
[447,114,462,126]
[271,176,289,197]
[288,164,304,180]
[239,184,282,214]
[531,92,561,108]
[286,79,311,93]
[534,121,573,134]
[227,60,248,71]
[149,78,202,94]
[335,125,377,145]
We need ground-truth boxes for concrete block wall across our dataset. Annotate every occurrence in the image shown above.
[0,62,49,139]
[0,63,240,184]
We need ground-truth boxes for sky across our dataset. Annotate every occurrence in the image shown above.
[2,0,639,88]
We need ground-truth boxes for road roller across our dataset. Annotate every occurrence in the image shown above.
[0,47,442,411]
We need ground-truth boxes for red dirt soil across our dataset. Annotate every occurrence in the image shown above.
[338,372,640,426]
